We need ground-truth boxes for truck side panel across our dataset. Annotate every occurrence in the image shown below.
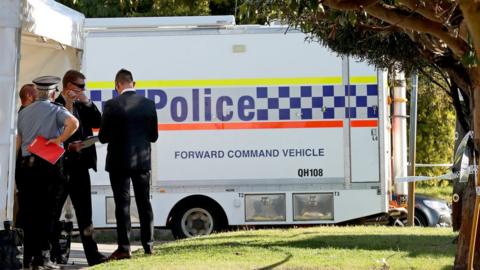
[83,25,389,228]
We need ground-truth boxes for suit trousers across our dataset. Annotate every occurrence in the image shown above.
[18,156,62,266]
[52,162,102,265]
[109,170,154,252]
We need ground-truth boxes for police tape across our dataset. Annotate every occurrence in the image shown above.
[395,165,478,183]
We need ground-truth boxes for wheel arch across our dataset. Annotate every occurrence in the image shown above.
[414,207,432,226]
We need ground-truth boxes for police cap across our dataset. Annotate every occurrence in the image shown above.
[32,76,61,91]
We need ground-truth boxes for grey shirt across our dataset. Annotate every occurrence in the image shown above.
[18,100,73,157]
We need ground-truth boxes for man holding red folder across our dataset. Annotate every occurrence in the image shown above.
[16,76,79,270]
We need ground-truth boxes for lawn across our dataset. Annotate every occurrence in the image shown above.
[92,226,456,270]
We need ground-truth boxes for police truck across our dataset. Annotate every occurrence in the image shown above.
[82,16,391,238]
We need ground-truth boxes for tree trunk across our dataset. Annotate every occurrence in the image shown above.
[455,80,480,269]
[454,176,480,269]
[458,2,480,65]
[452,121,468,232]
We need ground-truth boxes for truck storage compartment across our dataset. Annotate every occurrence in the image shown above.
[245,194,286,222]
[293,193,334,221]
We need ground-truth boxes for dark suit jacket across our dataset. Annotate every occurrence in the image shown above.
[98,91,158,172]
[55,95,102,171]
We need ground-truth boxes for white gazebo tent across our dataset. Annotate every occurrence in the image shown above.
[0,0,84,228]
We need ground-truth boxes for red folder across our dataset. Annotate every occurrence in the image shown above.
[27,136,65,164]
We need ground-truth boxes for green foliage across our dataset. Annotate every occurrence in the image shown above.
[209,0,238,17]
[461,33,478,68]
[415,73,455,188]
[57,0,210,17]
[56,0,247,20]
[239,1,430,73]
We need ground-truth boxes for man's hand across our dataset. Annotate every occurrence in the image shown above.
[47,137,63,146]
[77,92,90,104]
[68,141,84,152]
[66,90,78,102]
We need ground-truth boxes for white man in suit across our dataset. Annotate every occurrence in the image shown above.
[98,69,158,259]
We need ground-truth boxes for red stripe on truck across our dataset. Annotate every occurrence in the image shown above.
[94,120,375,132]
[159,120,344,131]
[350,120,378,127]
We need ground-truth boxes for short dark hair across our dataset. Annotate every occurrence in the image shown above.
[19,84,35,103]
[63,69,86,88]
[115,69,134,85]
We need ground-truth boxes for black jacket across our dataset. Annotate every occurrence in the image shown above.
[55,95,102,171]
[98,91,158,172]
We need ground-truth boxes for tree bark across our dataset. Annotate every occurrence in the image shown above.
[458,1,480,64]
[398,0,447,24]
[454,176,479,269]
[452,120,468,232]
[455,78,480,269]
[323,0,469,57]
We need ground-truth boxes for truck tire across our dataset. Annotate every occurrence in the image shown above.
[171,203,223,239]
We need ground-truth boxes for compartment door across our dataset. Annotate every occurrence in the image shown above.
[348,60,380,183]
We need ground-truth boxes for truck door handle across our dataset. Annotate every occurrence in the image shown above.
[371,128,378,141]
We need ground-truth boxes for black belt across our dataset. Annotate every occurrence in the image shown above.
[20,154,63,168]
[19,155,36,168]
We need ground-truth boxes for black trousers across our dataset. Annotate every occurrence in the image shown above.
[52,161,102,265]
[14,157,27,230]
[109,170,153,252]
[17,156,63,266]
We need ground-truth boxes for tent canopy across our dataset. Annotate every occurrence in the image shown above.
[22,0,84,49]
[0,0,85,228]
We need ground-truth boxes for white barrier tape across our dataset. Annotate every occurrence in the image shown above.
[395,165,478,183]
[465,165,478,176]
[396,173,458,183]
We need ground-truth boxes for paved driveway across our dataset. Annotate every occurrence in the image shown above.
[62,243,142,269]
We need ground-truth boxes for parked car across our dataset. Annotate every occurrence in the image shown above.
[413,194,452,227]
[389,194,452,227]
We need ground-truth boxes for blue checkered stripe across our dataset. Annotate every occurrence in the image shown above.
[90,89,131,111]
[90,89,154,111]
[255,85,378,120]
[88,85,379,120]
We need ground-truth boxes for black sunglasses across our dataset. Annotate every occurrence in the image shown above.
[71,81,86,89]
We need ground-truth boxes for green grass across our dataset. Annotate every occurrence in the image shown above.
[92,226,456,270]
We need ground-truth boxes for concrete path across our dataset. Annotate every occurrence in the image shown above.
[62,243,142,269]
[21,229,173,269]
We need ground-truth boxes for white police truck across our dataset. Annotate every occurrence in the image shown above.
[82,16,391,238]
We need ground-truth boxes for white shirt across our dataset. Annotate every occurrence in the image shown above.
[121,88,136,95]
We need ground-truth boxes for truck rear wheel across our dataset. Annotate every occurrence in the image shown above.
[171,204,223,239]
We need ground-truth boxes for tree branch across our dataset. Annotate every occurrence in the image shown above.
[323,0,469,58]
[366,3,468,58]
[417,33,450,55]
[397,0,446,24]
[417,67,449,93]
[450,80,471,133]
[320,0,379,10]
[459,1,480,68]
[431,63,452,89]
[416,45,472,102]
